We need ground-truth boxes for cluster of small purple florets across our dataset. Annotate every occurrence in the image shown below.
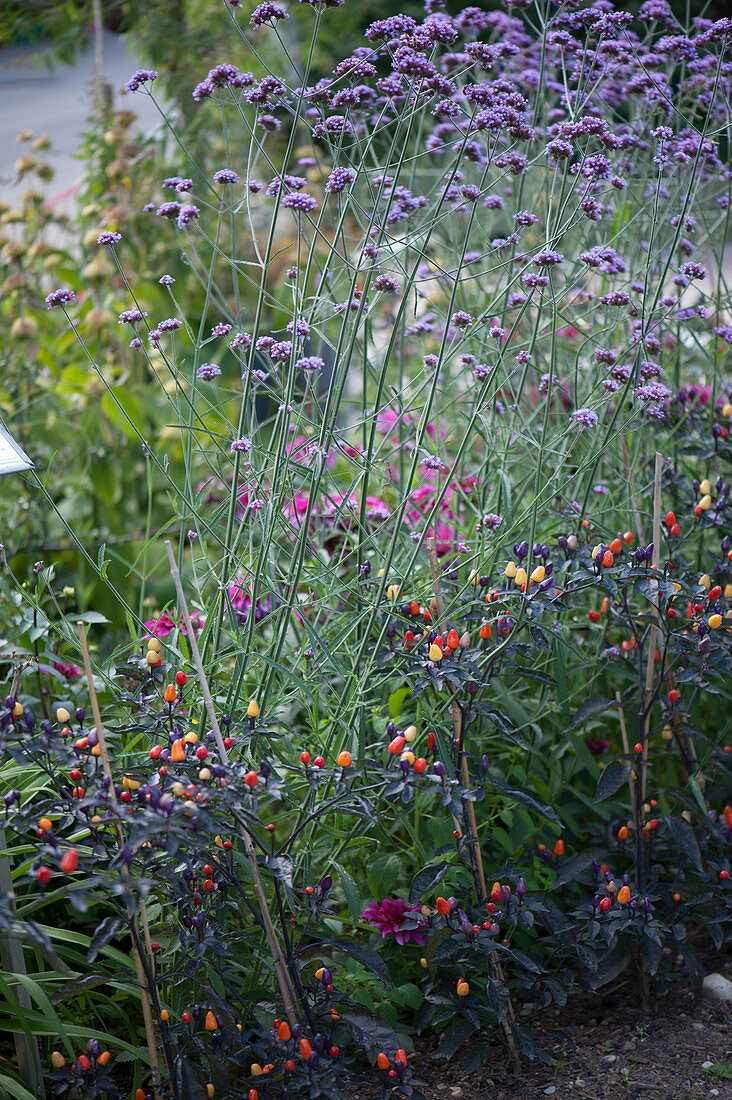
[112,1,732,435]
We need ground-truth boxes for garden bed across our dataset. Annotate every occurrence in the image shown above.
[350,947,732,1100]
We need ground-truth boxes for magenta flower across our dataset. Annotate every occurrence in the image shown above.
[144,611,176,637]
[144,611,205,637]
[51,661,82,680]
[361,898,427,946]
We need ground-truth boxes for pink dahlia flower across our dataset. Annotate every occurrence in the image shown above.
[361,897,427,946]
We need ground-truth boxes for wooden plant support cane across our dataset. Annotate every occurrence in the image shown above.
[641,453,664,804]
[164,541,298,1025]
[620,450,694,784]
[76,623,163,1098]
[620,435,646,546]
[616,691,637,830]
[425,541,520,1068]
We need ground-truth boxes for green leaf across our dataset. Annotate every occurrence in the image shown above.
[97,543,109,580]
[340,1012,400,1053]
[462,1041,492,1075]
[0,1075,39,1100]
[263,855,294,888]
[366,852,402,898]
[555,850,604,886]
[408,862,450,905]
[593,760,631,803]
[688,776,707,818]
[332,862,363,925]
[435,1020,475,1061]
[639,929,663,975]
[680,944,703,1003]
[510,1021,535,1061]
[87,916,122,963]
[490,780,560,824]
[487,978,510,1023]
[319,939,392,988]
[587,946,630,990]
[665,816,702,870]
[476,706,528,750]
[387,687,410,717]
[568,695,613,729]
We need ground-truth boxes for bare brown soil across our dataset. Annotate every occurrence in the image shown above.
[349,949,732,1100]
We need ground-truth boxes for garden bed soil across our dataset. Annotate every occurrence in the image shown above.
[349,955,732,1100]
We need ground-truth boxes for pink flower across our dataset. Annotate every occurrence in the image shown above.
[228,580,274,625]
[557,325,580,343]
[145,611,176,637]
[52,660,82,680]
[144,611,205,637]
[284,492,312,527]
[361,897,427,946]
[365,496,390,520]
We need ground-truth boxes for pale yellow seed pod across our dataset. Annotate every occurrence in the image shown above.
[515,567,527,587]
[429,643,443,662]
[530,565,545,584]
[403,724,417,743]
[699,494,712,511]
[56,707,71,723]
[699,478,710,496]
[504,561,517,578]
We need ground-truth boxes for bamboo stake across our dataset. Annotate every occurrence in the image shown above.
[620,435,646,545]
[615,691,636,829]
[76,623,162,1096]
[641,454,663,803]
[164,541,298,1024]
[425,541,520,1069]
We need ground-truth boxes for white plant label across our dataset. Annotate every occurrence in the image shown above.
[0,425,33,476]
